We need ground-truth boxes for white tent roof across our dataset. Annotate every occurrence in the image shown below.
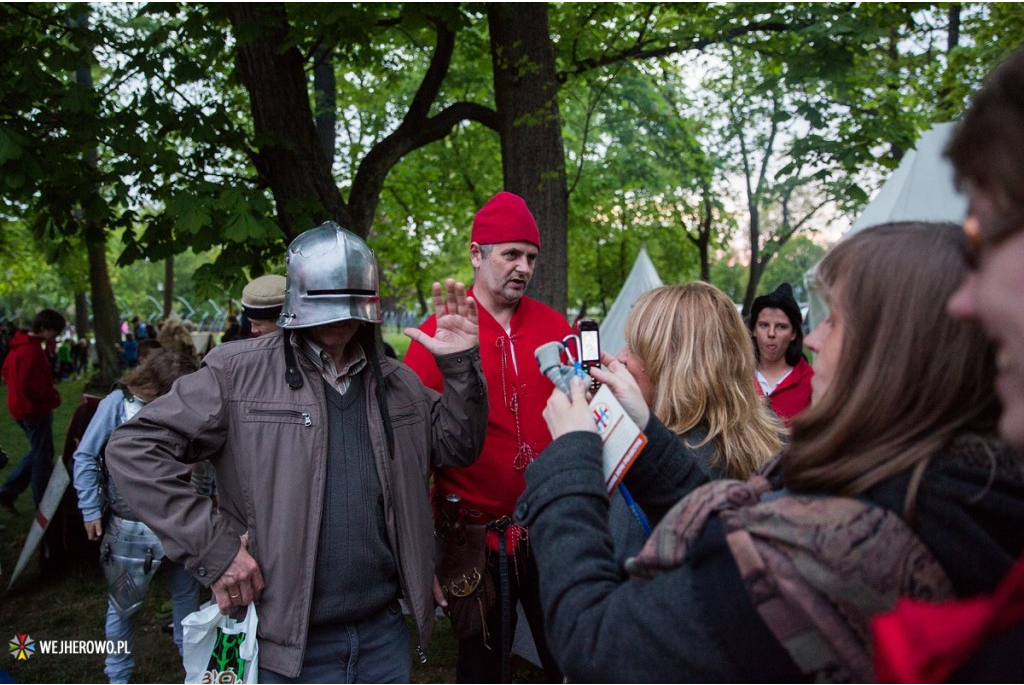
[805,122,967,327]
[849,122,967,231]
[599,247,664,356]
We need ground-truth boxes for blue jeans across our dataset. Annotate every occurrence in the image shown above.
[2,413,55,506]
[259,602,411,684]
[103,520,201,684]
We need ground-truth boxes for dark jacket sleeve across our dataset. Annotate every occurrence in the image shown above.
[621,414,715,527]
[428,346,488,468]
[515,431,741,682]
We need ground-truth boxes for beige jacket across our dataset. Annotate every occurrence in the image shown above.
[105,330,487,677]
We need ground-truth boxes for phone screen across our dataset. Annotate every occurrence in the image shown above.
[580,328,600,364]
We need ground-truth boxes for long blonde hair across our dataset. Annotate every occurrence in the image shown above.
[624,282,782,479]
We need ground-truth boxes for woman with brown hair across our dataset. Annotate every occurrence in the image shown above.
[517,222,1024,682]
[609,283,783,555]
[73,351,204,683]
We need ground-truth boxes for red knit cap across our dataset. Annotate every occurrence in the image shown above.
[470,192,541,248]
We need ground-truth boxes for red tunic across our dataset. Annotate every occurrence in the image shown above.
[756,357,814,426]
[404,290,571,520]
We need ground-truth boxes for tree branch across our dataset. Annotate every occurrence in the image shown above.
[346,17,498,233]
[405,18,456,123]
[559,20,794,82]
[754,94,780,198]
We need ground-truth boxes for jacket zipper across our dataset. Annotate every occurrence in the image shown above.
[245,408,312,426]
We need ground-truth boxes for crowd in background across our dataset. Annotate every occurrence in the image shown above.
[2,45,1024,685]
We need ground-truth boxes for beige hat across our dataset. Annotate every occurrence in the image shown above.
[242,274,286,321]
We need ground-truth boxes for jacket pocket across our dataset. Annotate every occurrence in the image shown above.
[389,408,422,428]
[387,403,431,478]
[242,404,313,427]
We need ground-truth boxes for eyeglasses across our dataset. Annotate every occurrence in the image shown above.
[961,214,1021,270]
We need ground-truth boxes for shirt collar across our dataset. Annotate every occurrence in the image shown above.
[299,334,367,378]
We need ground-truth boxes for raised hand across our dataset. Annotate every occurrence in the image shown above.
[404,279,479,355]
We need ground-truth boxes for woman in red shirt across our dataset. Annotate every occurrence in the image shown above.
[749,283,813,426]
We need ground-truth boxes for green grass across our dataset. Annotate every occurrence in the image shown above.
[0,378,168,684]
[0,376,545,683]
[384,330,412,360]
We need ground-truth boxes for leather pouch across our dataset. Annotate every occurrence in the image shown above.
[436,520,495,641]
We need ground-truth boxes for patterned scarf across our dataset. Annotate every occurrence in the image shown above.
[625,456,954,682]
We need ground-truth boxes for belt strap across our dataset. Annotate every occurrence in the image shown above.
[487,516,512,683]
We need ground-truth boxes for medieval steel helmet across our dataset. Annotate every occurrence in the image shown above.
[279,221,382,329]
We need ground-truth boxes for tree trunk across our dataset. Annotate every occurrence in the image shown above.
[937,4,962,117]
[72,12,120,391]
[698,184,713,282]
[488,3,568,314]
[74,290,89,335]
[947,4,961,52]
[163,255,174,319]
[741,200,762,315]
[86,234,121,390]
[227,3,347,239]
[314,44,337,165]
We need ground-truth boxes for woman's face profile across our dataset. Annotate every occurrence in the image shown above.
[805,294,844,405]
[616,343,654,407]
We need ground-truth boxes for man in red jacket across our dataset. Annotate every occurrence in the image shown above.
[405,192,569,683]
[1,308,65,511]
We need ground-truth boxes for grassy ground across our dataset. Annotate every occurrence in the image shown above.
[0,372,544,684]
[384,329,412,360]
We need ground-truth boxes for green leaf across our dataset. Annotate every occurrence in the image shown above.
[223,211,262,242]
[0,129,25,163]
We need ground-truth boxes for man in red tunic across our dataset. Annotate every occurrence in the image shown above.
[405,192,569,683]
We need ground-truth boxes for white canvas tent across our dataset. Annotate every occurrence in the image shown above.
[805,122,968,328]
[599,247,664,356]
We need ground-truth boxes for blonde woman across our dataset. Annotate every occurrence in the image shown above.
[156,313,198,361]
[609,282,783,556]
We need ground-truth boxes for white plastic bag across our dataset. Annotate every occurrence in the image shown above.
[182,601,259,684]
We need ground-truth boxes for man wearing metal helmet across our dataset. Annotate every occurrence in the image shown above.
[405,192,570,683]
[105,222,488,682]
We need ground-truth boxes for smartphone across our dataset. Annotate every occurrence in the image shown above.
[577,319,601,390]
